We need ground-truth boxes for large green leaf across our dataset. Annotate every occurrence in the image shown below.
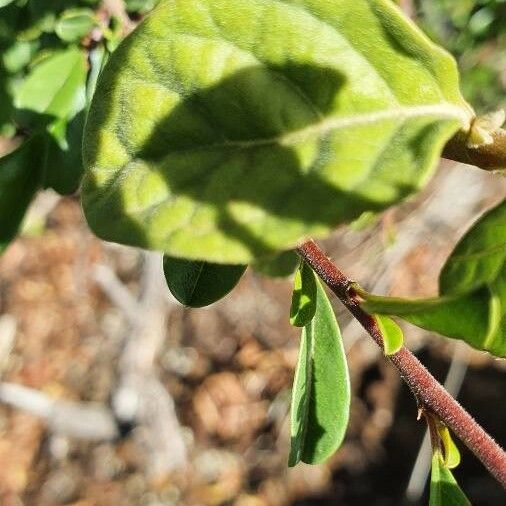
[429,452,470,506]
[14,47,87,121]
[0,137,44,251]
[82,0,472,264]
[289,277,350,466]
[163,255,246,307]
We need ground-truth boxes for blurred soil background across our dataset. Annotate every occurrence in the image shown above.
[1,1,506,505]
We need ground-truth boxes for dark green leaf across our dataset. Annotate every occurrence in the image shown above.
[0,137,44,252]
[82,0,472,263]
[375,314,404,355]
[14,47,87,121]
[289,277,350,466]
[163,256,246,307]
[290,261,317,327]
[43,112,85,195]
[429,452,470,506]
[252,250,299,278]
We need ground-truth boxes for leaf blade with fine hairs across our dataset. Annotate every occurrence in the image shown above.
[82,0,472,263]
[163,255,246,307]
[290,261,317,327]
[0,137,44,254]
[289,277,350,466]
[429,452,470,506]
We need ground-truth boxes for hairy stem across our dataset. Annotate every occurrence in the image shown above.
[443,128,506,171]
[297,240,506,487]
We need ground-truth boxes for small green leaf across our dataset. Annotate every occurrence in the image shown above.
[429,452,470,506]
[290,261,317,327]
[163,255,246,307]
[83,0,472,263]
[289,277,350,466]
[55,9,96,42]
[252,250,299,278]
[0,137,44,252]
[15,48,87,121]
[374,314,404,355]
[438,425,461,470]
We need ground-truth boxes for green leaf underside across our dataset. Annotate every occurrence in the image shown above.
[252,249,299,278]
[290,261,317,327]
[0,138,44,251]
[375,314,403,355]
[429,452,470,506]
[83,0,472,264]
[163,255,246,307]
[289,277,350,466]
[14,48,87,120]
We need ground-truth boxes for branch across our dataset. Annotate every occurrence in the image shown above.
[297,240,506,487]
[0,382,119,441]
[443,128,506,171]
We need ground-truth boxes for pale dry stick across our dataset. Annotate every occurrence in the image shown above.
[297,240,506,487]
[406,342,470,501]
[0,382,119,440]
[96,251,187,477]
[0,315,16,376]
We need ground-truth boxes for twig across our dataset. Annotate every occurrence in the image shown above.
[444,128,506,171]
[0,382,119,440]
[297,240,506,487]
[104,251,187,476]
[406,342,469,501]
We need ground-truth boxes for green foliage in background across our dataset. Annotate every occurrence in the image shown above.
[416,0,506,112]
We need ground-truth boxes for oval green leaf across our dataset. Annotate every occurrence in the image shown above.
[82,0,472,264]
[429,452,470,506]
[14,47,87,120]
[55,9,96,43]
[289,277,350,466]
[290,261,317,327]
[163,255,246,307]
[374,314,404,355]
[0,137,44,252]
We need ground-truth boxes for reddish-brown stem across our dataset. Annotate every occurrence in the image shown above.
[297,240,506,487]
